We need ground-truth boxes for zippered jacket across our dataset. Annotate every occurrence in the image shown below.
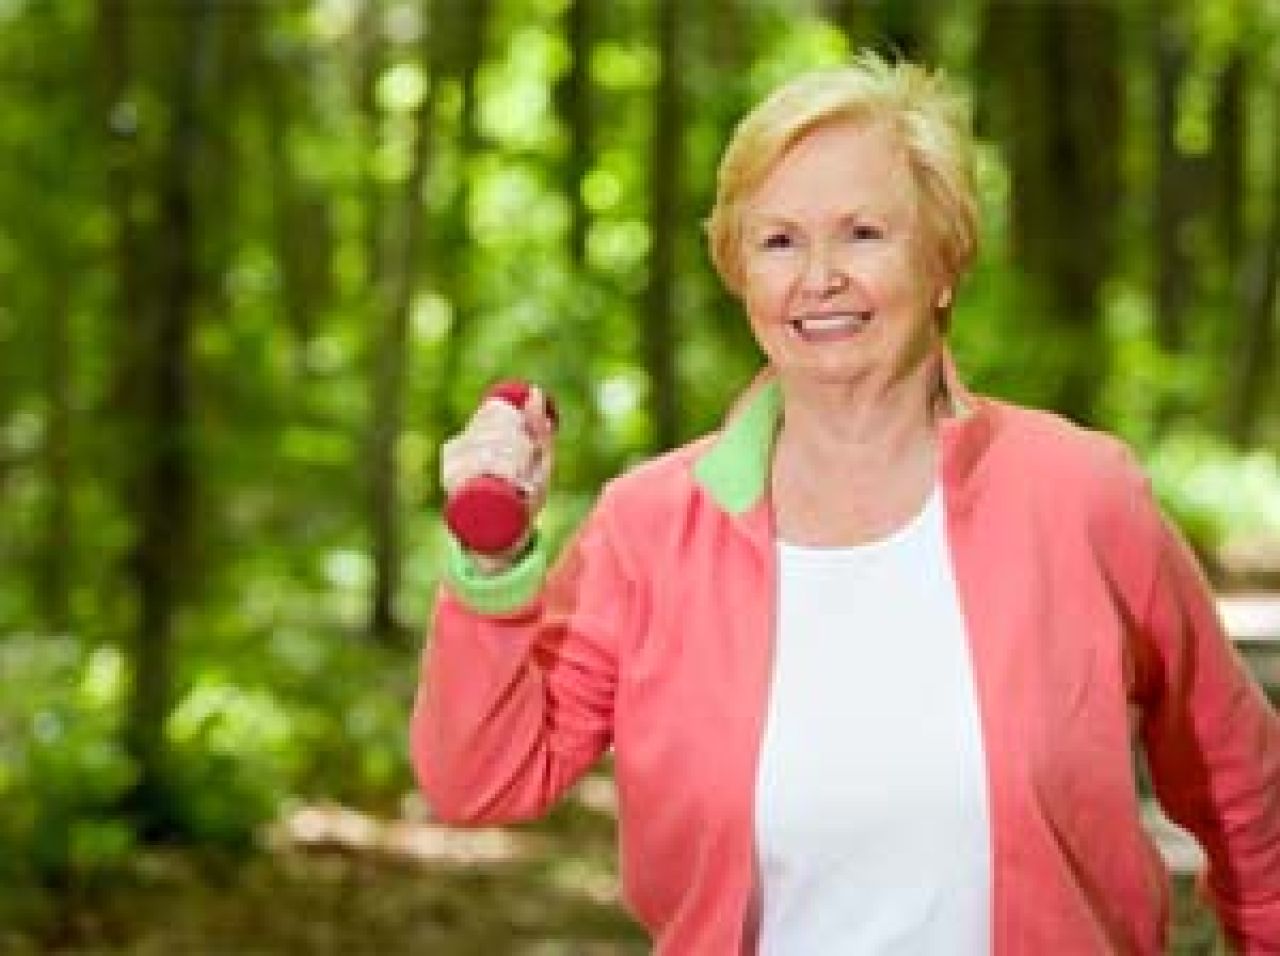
[412,353,1280,954]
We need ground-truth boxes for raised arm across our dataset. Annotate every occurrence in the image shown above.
[411,386,637,825]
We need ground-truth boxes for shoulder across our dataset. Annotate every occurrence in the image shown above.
[978,400,1173,614]
[573,434,719,581]
[596,434,716,520]
[983,399,1165,574]
[986,399,1148,498]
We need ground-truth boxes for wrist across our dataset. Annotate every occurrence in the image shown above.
[468,531,534,576]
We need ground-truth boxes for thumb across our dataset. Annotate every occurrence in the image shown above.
[522,386,555,441]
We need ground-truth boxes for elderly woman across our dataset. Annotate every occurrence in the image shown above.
[412,54,1280,953]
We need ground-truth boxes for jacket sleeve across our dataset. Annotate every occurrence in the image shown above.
[1114,451,1280,952]
[409,486,637,826]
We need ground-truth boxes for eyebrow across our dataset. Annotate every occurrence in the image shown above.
[742,208,892,230]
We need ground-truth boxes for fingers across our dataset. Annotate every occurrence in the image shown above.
[522,439,554,512]
[440,391,555,510]
[522,386,555,442]
[441,402,532,492]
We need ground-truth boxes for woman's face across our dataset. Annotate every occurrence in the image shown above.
[738,120,949,388]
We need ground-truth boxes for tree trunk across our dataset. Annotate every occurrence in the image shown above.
[550,0,610,482]
[354,0,385,325]
[1227,83,1279,447]
[43,276,72,632]
[264,47,319,375]
[98,0,148,425]
[369,24,436,641]
[426,0,490,414]
[1214,52,1246,271]
[708,0,745,74]
[982,0,1122,423]
[832,0,924,58]
[556,0,592,267]
[1153,20,1203,353]
[644,0,682,451]
[445,0,491,159]
[119,0,214,834]
[426,0,491,472]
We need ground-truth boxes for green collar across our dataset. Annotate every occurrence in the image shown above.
[692,378,783,514]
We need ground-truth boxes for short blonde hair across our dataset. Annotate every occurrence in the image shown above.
[706,52,979,296]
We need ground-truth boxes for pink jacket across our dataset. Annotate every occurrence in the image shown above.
[412,357,1280,954]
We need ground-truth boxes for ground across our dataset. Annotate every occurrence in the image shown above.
[3,768,1229,955]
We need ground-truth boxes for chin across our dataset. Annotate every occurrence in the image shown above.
[785,360,873,388]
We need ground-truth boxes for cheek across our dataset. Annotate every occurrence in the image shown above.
[741,271,789,321]
[865,253,931,309]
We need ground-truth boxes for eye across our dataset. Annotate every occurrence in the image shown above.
[848,223,883,241]
[760,232,793,250]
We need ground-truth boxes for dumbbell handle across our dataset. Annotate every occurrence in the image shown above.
[443,381,558,556]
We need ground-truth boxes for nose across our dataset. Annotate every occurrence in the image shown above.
[799,242,849,297]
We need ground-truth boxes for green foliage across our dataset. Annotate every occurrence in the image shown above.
[0,618,423,891]
[1146,431,1280,557]
[0,638,138,885]
[165,677,298,847]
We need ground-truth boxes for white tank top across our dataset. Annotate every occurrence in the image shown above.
[753,484,992,954]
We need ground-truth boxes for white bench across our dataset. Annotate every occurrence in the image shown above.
[1218,594,1280,646]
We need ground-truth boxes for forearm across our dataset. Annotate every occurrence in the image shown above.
[411,595,603,825]
[1140,525,1280,949]
[411,519,623,826]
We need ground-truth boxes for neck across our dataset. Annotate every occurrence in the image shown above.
[775,348,946,467]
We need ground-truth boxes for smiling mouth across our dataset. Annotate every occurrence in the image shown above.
[788,312,873,339]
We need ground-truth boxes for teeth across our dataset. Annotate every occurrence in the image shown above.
[794,312,871,333]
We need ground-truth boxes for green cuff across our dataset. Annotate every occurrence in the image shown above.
[442,530,549,616]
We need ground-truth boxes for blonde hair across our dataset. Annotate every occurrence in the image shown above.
[706,52,979,296]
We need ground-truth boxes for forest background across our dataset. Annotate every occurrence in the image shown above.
[1,0,1278,950]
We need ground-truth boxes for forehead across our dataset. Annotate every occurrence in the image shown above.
[745,119,914,220]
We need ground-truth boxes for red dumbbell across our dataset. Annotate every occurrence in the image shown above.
[443,381,558,556]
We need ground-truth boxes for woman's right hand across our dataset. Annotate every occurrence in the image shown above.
[439,387,556,572]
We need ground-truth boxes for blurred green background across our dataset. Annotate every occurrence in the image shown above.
[1,0,1278,951]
